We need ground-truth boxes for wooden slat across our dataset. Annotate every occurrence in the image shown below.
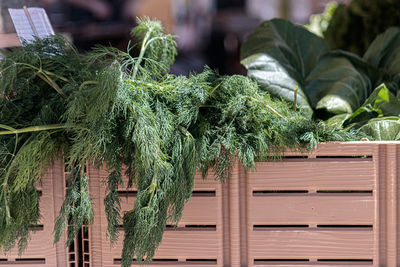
[119,196,218,225]
[87,166,104,267]
[249,230,374,258]
[2,162,66,266]
[248,195,374,224]
[0,33,21,48]
[249,160,374,190]
[116,263,218,267]
[116,171,220,191]
[93,164,224,267]
[108,231,220,259]
[251,263,373,267]
[311,142,377,156]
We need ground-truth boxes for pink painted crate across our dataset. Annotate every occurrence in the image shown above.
[1,142,400,267]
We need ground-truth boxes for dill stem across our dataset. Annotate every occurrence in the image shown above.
[293,86,299,112]
[264,104,284,119]
[36,72,67,98]
[207,82,222,98]
[0,124,69,135]
[247,96,284,119]
[132,26,153,80]
[80,80,99,89]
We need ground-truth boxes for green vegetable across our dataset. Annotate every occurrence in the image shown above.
[363,27,400,92]
[241,19,400,139]
[240,18,328,116]
[343,84,400,140]
[0,18,363,266]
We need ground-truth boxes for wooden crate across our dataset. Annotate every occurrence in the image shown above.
[0,160,68,266]
[1,142,400,267]
[88,165,226,267]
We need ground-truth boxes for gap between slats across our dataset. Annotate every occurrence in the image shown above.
[113,258,217,265]
[253,190,373,196]
[0,258,46,264]
[118,224,217,231]
[118,190,216,197]
[253,225,373,231]
[253,258,373,265]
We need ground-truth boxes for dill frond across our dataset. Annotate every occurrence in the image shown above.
[0,19,364,266]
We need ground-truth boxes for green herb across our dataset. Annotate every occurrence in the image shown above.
[0,18,362,266]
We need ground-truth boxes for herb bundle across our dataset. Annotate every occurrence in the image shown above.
[0,18,362,266]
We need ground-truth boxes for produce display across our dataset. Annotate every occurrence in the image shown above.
[241,19,400,140]
[0,18,364,266]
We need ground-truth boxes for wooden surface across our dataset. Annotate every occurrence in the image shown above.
[89,166,225,267]
[0,33,20,48]
[250,159,374,190]
[2,142,400,267]
[0,160,67,266]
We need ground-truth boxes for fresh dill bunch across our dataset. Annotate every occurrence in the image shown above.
[0,35,102,253]
[0,18,365,267]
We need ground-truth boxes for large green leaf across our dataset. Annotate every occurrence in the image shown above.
[364,27,400,90]
[344,84,400,126]
[306,51,374,116]
[240,19,329,114]
[241,19,375,117]
[358,117,400,140]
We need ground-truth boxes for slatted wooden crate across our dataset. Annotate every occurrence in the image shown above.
[240,142,399,267]
[0,160,68,266]
[1,142,400,266]
[88,165,226,267]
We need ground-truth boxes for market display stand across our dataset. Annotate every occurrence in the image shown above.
[1,141,400,267]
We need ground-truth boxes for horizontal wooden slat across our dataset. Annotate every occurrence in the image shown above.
[119,196,218,225]
[248,195,374,224]
[118,263,218,267]
[108,171,220,191]
[249,230,373,258]
[252,263,372,267]
[249,160,374,190]
[109,231,220,259]
[309,142,377,156]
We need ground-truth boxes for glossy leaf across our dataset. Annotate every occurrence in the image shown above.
[364,27,400,90]
[307,51,374,116]
[344,84,400,126]
[240,19,329,114]
[358,117,400,140]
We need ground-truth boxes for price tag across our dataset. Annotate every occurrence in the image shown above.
[8,7,54,44]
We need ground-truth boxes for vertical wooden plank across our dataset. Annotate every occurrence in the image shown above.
[222,180,230,266]
[229,161,241,267]
[386,144,398,266]
[224,160,248,267]
[246,162,253,267]
[88,166,103,267]
[397,144,400,267]
[377,144,399,267]
[52,160,68,267]
[372,144,380,267]
[377,143,397,267]
[239,163,248,267]
[216,181,225,267]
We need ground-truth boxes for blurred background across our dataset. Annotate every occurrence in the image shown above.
[0,0,350,75]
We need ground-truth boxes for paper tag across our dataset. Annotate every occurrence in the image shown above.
[8,7,54,44]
